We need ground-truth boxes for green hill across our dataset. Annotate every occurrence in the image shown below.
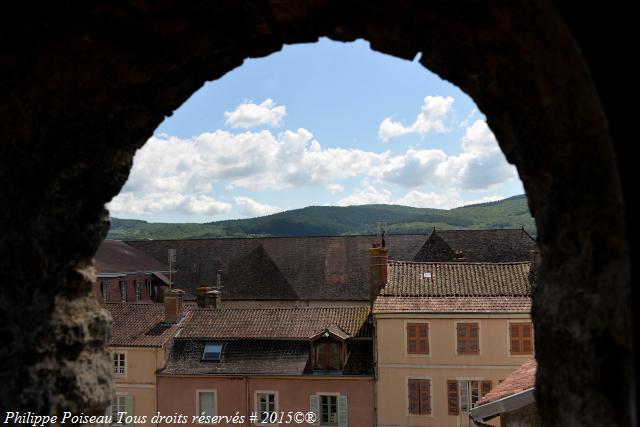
[107,194,535,240]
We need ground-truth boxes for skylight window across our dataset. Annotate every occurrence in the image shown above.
[423,272,432,279]
[202,343,223,361]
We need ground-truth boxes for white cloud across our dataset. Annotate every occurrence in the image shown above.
[393,190,504,209]
[436,120,518,190]
[108,192,231,216]
[378,96,454,142]
[337,184,391,206]
[234,196,282,217]
[374,120,517,191]
[224,99,287,129]
[325,184,345,194]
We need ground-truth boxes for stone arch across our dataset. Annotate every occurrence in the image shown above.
[0,1,633,426]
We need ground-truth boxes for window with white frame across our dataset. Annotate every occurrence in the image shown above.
[257,392,277,424]
[110,394,127,426]
[112,352,125,377]
[197,391,216,417]
[119,281,128,302]
[321,395,338,426]
[310,395,347,427]
[134,280,141,302]
[101,282,109,303]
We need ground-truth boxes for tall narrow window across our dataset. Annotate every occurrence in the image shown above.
[257,393,277,424]
[134,281,141,302]
[448,380,492,416]
[407,323,429,354]
[101,282,110,303]
[145,279,152,298]
[408,379,431,415]
[197,391,216,417]
[510,322,534,355]
[111,394,128,426]
[112,352,126,377]
[119,281,128,302]
[320,395,338,426]
[457,323,479,354]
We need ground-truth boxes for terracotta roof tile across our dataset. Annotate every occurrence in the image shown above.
[382,261,533,297]
[479,358,537,404]
[106,303,181,347]
[373,296,531,313]
[179,306,372,340]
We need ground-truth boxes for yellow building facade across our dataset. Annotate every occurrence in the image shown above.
[373,261,534,427]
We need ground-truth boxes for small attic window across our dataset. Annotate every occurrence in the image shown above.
[423,272,432,279]
[202,343,223,361]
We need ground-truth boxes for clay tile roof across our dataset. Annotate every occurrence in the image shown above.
[373,296,532,313]
[106,303,181,347]
[413,229,536,263]
[95,240,168,274]
[381,261,533,297]
[125,234,427,300]
[179,306,372,340]
[479,358,537,404]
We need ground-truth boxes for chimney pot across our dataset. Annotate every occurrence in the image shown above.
[368,244,389,308]
[164,288,185,323]
[196,285,211,308]
[206,289,222,309]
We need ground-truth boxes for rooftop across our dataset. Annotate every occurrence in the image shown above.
[95,239,168,274]
[381,260,533,297]
[478,358,537,404]
[179,306,372,340]
[105,303,181,347]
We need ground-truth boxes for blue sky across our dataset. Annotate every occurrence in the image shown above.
[108,38,524,222]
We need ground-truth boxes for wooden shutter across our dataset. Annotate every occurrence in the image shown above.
[407,324,417,353]
[309,395,320,426]
[522,323,533,353]
[456,324,466,353]
[510,324,521,353]
[337,395,348,427]
[447,380,459,415]
[408,379,420,414]
[481,381,492,398]
[418,324,429,354]
[419,380,431,414]
[125,395,135,427]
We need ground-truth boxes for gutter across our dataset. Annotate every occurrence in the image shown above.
[469,388,535,422]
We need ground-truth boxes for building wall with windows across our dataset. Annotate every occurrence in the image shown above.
[375,314,533,427]
[156,376,374,427]
[373,260,535,427]
[105,303,183,426]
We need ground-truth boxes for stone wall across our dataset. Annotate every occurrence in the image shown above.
[0,1,634,425]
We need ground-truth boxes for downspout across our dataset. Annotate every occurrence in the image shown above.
[373,314,378,427]
[245,376,249,427]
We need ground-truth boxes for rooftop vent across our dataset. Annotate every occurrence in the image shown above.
[423,272,432,279]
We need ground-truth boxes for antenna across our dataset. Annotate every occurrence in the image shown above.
[168,248,176,290]
[377,220,387,248]
[215,270,224,291]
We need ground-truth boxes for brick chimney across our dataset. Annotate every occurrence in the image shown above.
[206,289,222,309]
[164,288,185,323]
[368,243,389,306]
[195,285,211,308]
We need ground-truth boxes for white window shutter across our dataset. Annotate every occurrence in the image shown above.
[309,395,320,426]
[125,395,135,427]
[338,395,348,427]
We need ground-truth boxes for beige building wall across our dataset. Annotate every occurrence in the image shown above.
[376,314,533,427]
[111,346,167,422]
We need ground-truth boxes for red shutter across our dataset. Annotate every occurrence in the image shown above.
[510,324,521,353]
[457,324,466,353]
[408,379,420,414]
[419,380,431,414]
[407,324,417,353]
[447,380,459,415]
[522,323,533,353]
[481,381,492,398]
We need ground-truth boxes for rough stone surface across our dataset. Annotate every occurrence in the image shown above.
[0,1,634,425]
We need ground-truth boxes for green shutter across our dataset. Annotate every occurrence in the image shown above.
[125,395,134,427]
[309,395,320,426]
[337,395,348,427]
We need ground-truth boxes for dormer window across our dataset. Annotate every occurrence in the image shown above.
[202,343,223,361]
[310,327,348,371]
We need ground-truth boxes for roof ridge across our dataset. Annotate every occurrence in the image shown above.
[388,260,531,266]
